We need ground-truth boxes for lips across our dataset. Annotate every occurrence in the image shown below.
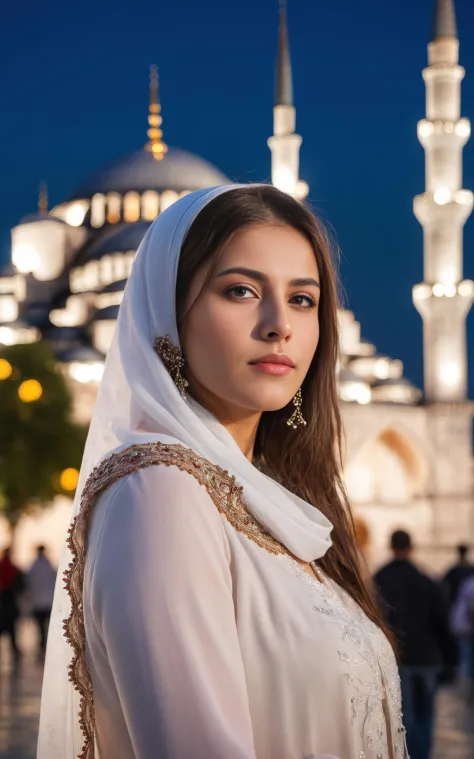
[249,354,296,375]
[250,354,295,368]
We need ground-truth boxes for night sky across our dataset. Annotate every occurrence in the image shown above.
[1,0,474,394]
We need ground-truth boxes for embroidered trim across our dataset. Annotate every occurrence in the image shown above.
[63,442,287,758]
[291,562,407,759]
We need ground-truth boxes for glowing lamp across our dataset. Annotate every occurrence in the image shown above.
[433,188,451,205]
[455,119,471,138]
[68,362,104,384]
[418,120,434,138]
[413,284,432,302]
[440,361,461,388]
[60,467,80,492]
[65,202,88,227]
[12,243,39,274]
[273,166,296,195]
[18,379,43,403]
[0,327,16,345]
[458,280,474,297]
[0,359,12,380]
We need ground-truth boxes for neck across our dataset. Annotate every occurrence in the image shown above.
[393,551,411,561]
[187,379,261,461]
[220,413,261,461]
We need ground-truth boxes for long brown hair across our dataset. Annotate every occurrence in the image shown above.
[176,184,386,636]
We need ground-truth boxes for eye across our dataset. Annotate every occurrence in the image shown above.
[225,285,257,300]
[290,293,317,309]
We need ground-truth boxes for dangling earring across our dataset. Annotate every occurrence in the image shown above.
[154,335,189,397]
[287,388,306,429]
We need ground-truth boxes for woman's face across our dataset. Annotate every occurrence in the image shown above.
[181,223,320,419]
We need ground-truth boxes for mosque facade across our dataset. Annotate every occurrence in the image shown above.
[0,0,472,570]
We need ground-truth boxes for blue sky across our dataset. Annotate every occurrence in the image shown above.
[1,0,474,392]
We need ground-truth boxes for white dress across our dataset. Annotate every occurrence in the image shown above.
[75,443,407,759]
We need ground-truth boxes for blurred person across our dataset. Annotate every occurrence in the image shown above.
[38,186,409,759]
[443,543,474,608]
[450,573,474,698]
[27,545,56,658]
[375,530,456,759]
[443,543,474,675]
[0,546,24,664]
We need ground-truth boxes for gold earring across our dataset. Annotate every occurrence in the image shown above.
[154,336,189,397]
[287,388,306,429]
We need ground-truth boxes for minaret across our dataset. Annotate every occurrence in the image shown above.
[268,1,308,199]
[145,65,167,162]
[413,0,473,402]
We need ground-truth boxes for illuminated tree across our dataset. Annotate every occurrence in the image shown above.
[0,341,87,530]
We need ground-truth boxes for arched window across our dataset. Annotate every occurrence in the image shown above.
[99,255,114,286]
[141,191,160,221]
[106,193,121,224]
[70,268,83,293]
[123,192,140,223]
[113,254,127,280]
[91,194,106,228]
[344,428,426,506]
[160,190,178,212]
[83,261,100,291]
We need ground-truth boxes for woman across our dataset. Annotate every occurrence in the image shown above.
[38,185,407,759]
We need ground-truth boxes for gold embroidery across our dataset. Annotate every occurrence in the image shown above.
[63,442,287,758]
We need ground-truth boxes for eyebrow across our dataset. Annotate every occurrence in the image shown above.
[215,267,320,289]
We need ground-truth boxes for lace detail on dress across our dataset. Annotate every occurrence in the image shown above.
[291,561,407,759]
[63,441,288,759]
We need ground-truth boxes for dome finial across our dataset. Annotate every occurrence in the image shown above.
[38,181,48,213]
[146,65,167,162]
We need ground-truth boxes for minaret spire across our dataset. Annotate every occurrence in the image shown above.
[146,65,167,162]
[38,181,48,214]
[413,0,473,402]
[268,1,308,199]
[275,0,293,106]
[431,0,457,41]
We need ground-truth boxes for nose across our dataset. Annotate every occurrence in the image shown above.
[258,294,292,343]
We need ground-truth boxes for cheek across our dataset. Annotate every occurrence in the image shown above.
[183,300,248,377]
[297,313,320,365]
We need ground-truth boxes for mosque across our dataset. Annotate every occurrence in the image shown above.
[0,0,472,570]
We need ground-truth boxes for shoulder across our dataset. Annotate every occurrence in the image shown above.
[83,442,246,515]
[82,441,237,504]
[84,450,233,606]
[79,442,232,535]
[80,442,285,558]
[89,445,229,542]
[81,449,236,642]
[416,568,442,597]
[374,562,394,581]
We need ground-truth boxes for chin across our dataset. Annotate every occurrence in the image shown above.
[239,391,293,414]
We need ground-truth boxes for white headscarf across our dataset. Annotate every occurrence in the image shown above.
[37,185,333,759]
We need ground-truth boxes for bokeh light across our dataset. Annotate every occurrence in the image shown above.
[59,467,80,492]
[0,359,13,380]
[18,379,43,403]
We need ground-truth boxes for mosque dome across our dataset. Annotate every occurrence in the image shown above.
[71,147,229,199]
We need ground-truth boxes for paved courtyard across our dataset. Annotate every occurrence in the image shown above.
[0,620,472,758]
